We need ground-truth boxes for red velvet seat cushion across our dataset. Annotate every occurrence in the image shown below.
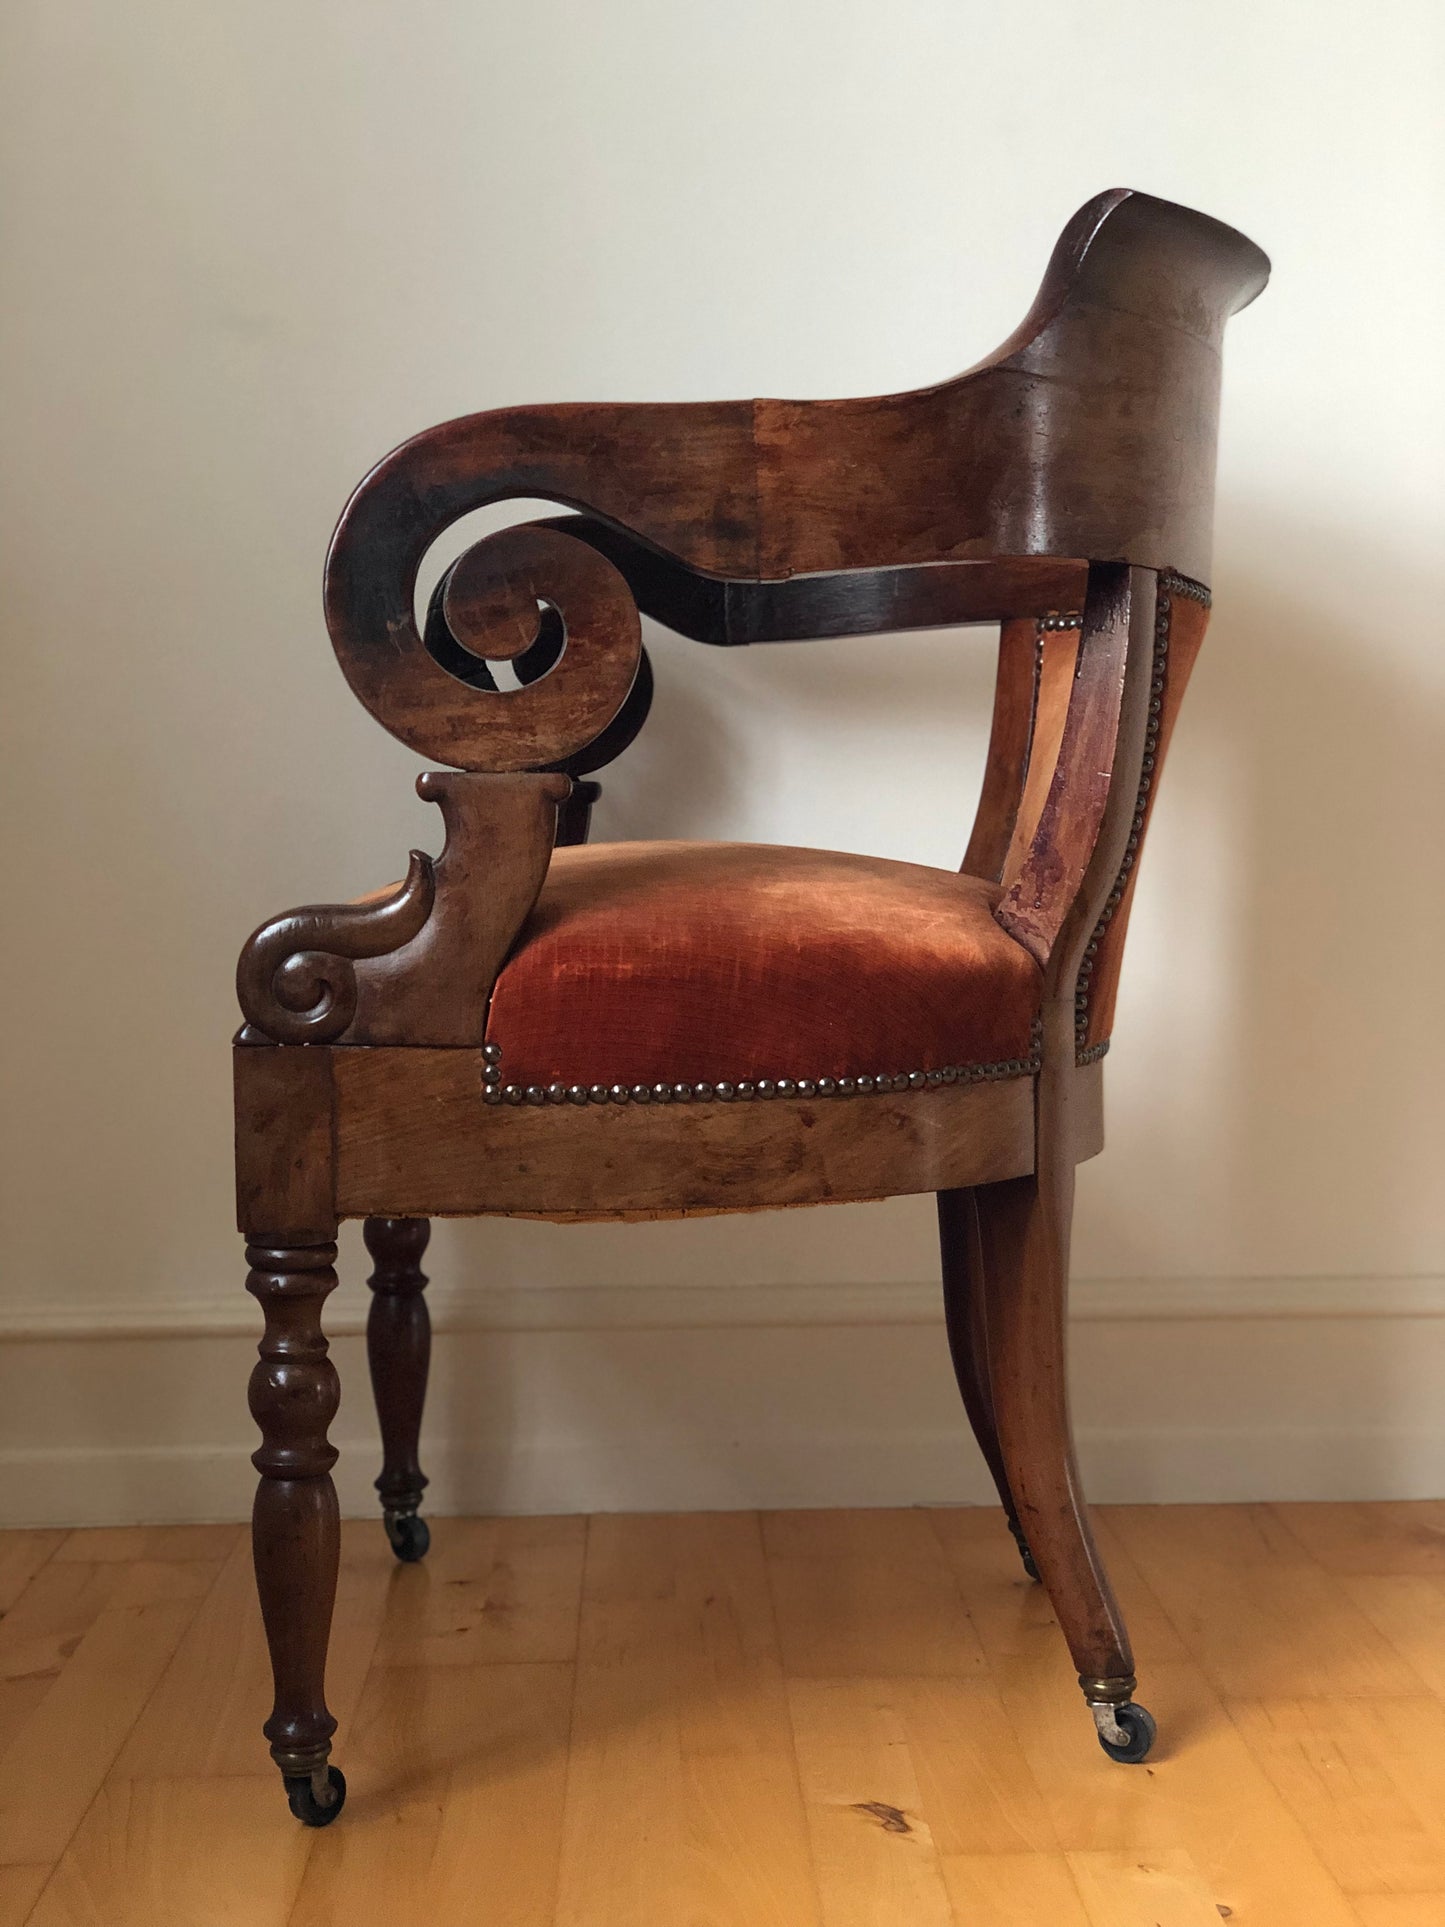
[483,841,1042,1094]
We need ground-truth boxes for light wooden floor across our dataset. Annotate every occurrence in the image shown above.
[1,1504,1444,1925]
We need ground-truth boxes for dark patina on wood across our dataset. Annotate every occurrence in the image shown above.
[235,188,1268,1816]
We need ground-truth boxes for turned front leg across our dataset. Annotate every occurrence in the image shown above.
[246,1238,347,1823]
[363,1216,433,1561]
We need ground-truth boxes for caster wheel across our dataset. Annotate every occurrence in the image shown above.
[285,1765,347,1827]
[1008,1521,1041,1583]
[384,1513,430,1563]
[1096,1703,1157,1764]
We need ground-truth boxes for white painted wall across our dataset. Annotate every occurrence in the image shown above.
[2,1,1442,1524]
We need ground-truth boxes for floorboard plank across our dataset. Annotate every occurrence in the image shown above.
[0,1865,50,1927]
[1067,1847,1228,1926]
[4,1503,1441,1925]
[26,1776,314,1927]
[940,1851,1091,1927]
[1272,1503,1445,1577]
[0,1561,140,1766]
[784,1676,956,1927]
[764,1509,988,1682]
[1339,1575,1445,1705]
[934,1508,1363,1927]
[114,1522,393,1781]
[0,1570,216,1870]
[553,1512,820,1927]
[53,1527,241,1567]
[794,1674,1056,1860]
[1226,1694,1445,1896]
[1353,1898,1445,1927]
[1108,1505,1427,1700]
[368,1515,587,1671]
[0,1535,66,1617]
[288,1662,573,1927]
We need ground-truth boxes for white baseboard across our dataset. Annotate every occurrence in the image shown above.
[1,1276,1442,1526]
[3,1423,1443,1529]
[4,1273,1442,1342]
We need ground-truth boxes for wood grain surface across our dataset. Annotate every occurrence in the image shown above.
[329,1046,1054,1218]
[323,191,1267,772]
[6,1501,1442,1926]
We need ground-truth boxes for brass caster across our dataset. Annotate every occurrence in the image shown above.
[284,1763,347,1826]
[1090,1700,1157,1763]
[383,1509,430,1563]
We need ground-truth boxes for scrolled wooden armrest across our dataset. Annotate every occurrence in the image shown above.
[327,505,645,773]
[323,396,768,773]
[237,771,569,1047]
[322,192,1266,777]
[236,855,437,1045]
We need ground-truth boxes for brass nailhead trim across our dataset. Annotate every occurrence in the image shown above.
[1158,568,1212,609]
[1072,570,1210,1065]
[480,1019,1045,1108]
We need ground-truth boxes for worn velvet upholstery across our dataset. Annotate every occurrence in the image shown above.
[484,840,1043,1090]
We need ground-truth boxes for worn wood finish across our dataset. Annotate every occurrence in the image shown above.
[962,616,1043,881]
[346,772,567,1045]
[1000,620,1081,892]
[325,195,1266,773]
[1075,579,1210,1055]
[326,402,753,772]
[235,864,434,1049]
[12,1503,1443,1923]
[976,1176,1134,1690]
[232,1044,1104,1227]
[997,569,1142,968]
[363,1218,432,1538]
[244,1242,342,1786]
[232,1044,336,1243]
[936,1188,1029,1573]
[975,565,1157,1697]
[331,1048,1074,1219]
[234,191,1267,1812]
[331,522,644,773]
[750,193,1266,585]
[528,516,1088,644]
[229,1045,1106,1225]
[553,778,601,848]
[238,771,567,1049]
[421,568,657,782]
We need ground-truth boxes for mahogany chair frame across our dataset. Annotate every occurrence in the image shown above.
[234,188,1268,1823]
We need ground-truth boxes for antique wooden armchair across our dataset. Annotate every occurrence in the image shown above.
[234,187,1268,1824]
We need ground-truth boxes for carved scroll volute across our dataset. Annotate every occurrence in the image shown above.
[345,770,569,1045]
[326,518,643,773]
[237,771,568,1048]
[236,857,436,1045]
